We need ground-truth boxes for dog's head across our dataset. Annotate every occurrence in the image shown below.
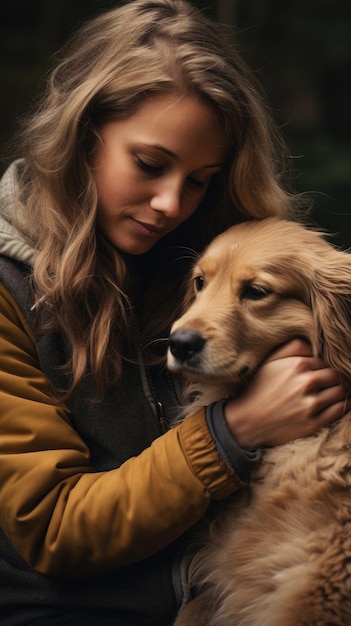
[167,218,351,390]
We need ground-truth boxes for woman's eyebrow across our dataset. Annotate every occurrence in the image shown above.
[141,143,224,169]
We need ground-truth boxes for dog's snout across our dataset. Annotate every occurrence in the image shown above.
[169,330,205,363]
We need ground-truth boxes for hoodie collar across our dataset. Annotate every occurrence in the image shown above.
[0,160,35,266]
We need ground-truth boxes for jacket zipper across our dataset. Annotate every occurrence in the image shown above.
[137,348,168,433]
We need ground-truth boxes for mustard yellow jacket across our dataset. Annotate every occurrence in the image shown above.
[0,279,241,577]
[0,161,254,624]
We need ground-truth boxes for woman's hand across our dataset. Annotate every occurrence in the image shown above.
[224,339,349,450]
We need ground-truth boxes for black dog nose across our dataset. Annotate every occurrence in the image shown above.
[169,330,205,362]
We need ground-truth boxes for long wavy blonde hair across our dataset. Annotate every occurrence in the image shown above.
[16,0,301,398]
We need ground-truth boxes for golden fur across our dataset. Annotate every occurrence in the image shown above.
[167,217,351,626]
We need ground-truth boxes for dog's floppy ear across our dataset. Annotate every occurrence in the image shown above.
[310,249,351,391]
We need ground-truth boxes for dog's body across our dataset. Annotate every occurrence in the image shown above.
[167,218,351,626]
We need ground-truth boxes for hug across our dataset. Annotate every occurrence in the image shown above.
[0,1,348,624]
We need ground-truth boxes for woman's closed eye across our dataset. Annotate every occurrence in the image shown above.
[136,156,163,175]
[136,156,209,189]
[186,176,207,189]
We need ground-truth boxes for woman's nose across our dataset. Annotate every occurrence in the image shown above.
[149,181,183,218]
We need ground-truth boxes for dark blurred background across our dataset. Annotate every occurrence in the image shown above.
[1,0,350,247]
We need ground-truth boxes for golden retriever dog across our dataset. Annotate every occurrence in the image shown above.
[167,217,351,626]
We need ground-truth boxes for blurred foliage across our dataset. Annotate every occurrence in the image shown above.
[1,0,350,246]
[233,0,351,248]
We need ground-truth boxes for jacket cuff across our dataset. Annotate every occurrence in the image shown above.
[206,400,262,482]
[178,408,245,500]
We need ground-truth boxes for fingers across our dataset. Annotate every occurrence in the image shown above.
[315,382,345,408]
[296,381,350,440]
[265,339,337,373]
[265,339,313,363]
[311,384,350,422]
[224,337,349,449]
[290,368,345,424]
[305,366,341,390]
[304,399,349,438]
[266,339,342,387]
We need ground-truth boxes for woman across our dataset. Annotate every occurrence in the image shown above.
[0,1,346,624]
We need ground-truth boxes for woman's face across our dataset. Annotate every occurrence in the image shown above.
[92,92,227,255]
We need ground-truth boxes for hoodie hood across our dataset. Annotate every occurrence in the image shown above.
[0,160,35,267]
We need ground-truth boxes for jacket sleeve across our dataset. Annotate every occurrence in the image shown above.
[0,283,245,579]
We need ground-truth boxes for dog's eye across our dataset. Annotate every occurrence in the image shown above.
[240,285,271,301]
[194,276,205,292]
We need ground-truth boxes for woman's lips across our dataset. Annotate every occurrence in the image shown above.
[130,218,167,238]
